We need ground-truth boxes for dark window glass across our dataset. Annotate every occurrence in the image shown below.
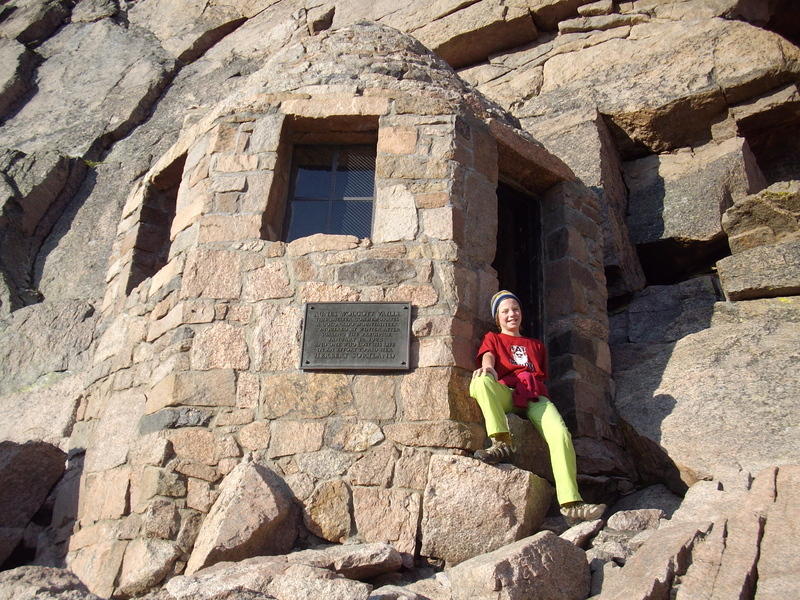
[285,145,376,242]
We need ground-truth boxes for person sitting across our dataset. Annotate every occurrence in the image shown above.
[470,290,606,523]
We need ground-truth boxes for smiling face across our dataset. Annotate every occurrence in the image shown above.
[496,297,522,336]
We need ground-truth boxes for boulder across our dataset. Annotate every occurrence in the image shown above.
[266,564,372,600]
[625,138,765,246]
[560,519,604,548]
[606,509,664,531]
[169,543,403,599]
[0,441,66,566]
[516,18,800,154]
[608,484,682,518]
[722,180,800,254]
[420,455,553,566]
[446,530,590,600]
[166,555,288,599]
[716,240,800,300]
[613,296,800,482]
[586,527,638,565]
[0,566,101,600]
[506,414,553,480]
[287,542,403,580]
[185,457,297,574]
[117,537,181,597]
[368,585,428,600]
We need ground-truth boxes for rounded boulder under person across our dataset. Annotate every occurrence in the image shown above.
[470,290,606,523]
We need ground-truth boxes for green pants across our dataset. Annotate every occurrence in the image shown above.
[469,374,582,505]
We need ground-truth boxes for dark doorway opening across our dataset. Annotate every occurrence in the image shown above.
[493,181,544,340]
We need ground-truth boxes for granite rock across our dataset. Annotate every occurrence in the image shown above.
[716,240,800,300]
[420,455,553,566]
[185,457,297,574]
[447,530,590,600]
[0,566,101,600]
[722,180,800,254]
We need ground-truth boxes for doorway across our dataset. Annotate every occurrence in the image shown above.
[493,181,544,340]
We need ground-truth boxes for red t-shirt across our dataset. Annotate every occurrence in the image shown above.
[477,332,549,404]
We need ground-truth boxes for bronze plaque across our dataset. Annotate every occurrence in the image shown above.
[300,302,411,370]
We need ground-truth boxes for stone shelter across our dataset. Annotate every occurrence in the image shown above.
[64,22,622,596]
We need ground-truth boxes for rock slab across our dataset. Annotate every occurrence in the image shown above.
[722,180,800,254]
[0,566,101,600]
[447,530,590,600]
[420,454,553,566]
[716,240,800,300]
[613,297,800,482]
[185,457,297,574]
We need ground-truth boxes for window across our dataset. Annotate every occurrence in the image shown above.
[284,144,375,242]
[127,153,184,294]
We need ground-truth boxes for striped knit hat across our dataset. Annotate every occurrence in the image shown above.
[490,290,520,319]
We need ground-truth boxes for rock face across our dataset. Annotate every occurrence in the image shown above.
[420,455,553,566]
[0,299,96,397]
[623,137,766,282]
[613,295,800,483]
[0,19,175,157]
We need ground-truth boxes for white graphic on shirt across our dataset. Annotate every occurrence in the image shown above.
[510,345,531,368]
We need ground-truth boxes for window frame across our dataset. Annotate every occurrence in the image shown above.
[282,143,377,242]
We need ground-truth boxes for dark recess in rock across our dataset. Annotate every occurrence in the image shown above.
[636,236,731,286]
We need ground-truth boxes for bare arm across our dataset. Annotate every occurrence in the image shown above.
[472,351,498,379]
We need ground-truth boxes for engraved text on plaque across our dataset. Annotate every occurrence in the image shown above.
[300,302,411,370]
